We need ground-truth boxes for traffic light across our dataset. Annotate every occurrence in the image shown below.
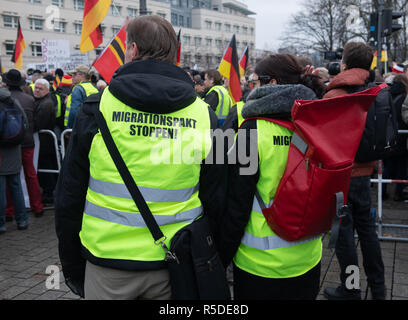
[382,9,403,36]
[369,12,378,45]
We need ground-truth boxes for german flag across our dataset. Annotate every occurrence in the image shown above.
[370,50,388,70]
[52,75,61,91]
[239,46,249,78]
[93,20,127,83]
[11,20,26,70]
[176,29,181,67]
[80,0,111,53]
[218,34,242,104]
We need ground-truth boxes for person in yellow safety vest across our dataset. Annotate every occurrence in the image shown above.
[64,65,98,128]
[218,53,326,300]
[28,70,43,96]
[55,15,223,300]
[221,74,255,132]
[203,69,233,126]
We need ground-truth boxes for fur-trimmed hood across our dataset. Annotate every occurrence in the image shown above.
[241,84,317,119]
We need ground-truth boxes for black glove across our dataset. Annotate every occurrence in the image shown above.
[65,278,85,298]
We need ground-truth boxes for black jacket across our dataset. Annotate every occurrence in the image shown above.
[217,84,318,267]
[389,81,408,154]
[9,87,36,148]
[55,59,226,283]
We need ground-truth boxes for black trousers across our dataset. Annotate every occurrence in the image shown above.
[233,262,321,300]
[335,176,385,295]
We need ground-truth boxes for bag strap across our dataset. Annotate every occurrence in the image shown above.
[328,192,350,249]
[92,108,178,262]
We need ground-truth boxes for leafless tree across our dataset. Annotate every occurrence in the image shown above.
[279,0,408,63]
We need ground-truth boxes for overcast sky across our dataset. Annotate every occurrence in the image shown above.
[244,0,304,50]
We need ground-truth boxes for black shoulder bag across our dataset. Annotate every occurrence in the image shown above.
[93,107,230,300]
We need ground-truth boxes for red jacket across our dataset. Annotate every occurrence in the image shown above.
[324,68,376,177]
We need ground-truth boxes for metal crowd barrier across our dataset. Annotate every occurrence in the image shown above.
[37,130,61,174]
[60,129,72,160]
[371,130,408,242]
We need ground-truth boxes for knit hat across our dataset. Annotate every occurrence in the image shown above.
[59,74,73,87]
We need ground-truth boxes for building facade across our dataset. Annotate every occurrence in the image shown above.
[0,0,256,73]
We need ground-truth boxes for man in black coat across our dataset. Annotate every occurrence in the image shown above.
[33,79,57,205]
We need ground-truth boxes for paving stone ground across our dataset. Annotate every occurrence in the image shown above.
[0,186,407,300]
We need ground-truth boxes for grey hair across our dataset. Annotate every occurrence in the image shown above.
[35,78,50,89]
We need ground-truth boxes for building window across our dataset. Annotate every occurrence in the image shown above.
[183,35,190,45]
[236,41,240,48]
[31,43,42,56]
[233,25,239,34]
[73,0,84,10]
[52,0,64,7]
[74,23,82,35]
[4,42,15,55]
[171,13,178,25]
[111,5,121,16]
[29,18,43,30]
[215,22,221,31]
[127,8,137,18]
[224,24,230,32]
[215,39,222,48]
[54,21,66,33]
[206,38,212,47]
[3,15,19,28]
[194,37,201,46]
[250,27,254,35]
[112,26,121,34]
[100,26,106,36]
[242,26,248,34]
[28,0,41,3]
[186,17,190,28]
[195,54,201,63]
[157,12,166,19]
[179,15,184,27]
[205,20,211,30]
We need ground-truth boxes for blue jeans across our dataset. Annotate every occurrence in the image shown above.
[335,176,385,295]
[0,173,28,227]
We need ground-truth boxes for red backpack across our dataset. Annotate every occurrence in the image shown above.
[242,83,386,247]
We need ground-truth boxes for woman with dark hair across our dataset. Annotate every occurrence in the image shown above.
[202,69,233,126]
[218,53,325,300]
[383,74,408,201]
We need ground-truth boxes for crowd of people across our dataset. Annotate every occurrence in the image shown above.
[0,15,407,300]
[0,65,106,231]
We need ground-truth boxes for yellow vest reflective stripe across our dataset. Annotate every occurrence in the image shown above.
[236,101,245,128]
[233,119,322,278]
[80,88,212,262]
[64,93,72,127]
[29,82,35,92]
[55,94,62,118]
[208,85,232,119]
[64,82,98,127]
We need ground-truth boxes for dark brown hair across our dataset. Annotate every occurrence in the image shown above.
[205,69,223,85]
[393,74,408,94]
[254,53,325,98]
[342,42,373,71]
[126,15,178,64]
